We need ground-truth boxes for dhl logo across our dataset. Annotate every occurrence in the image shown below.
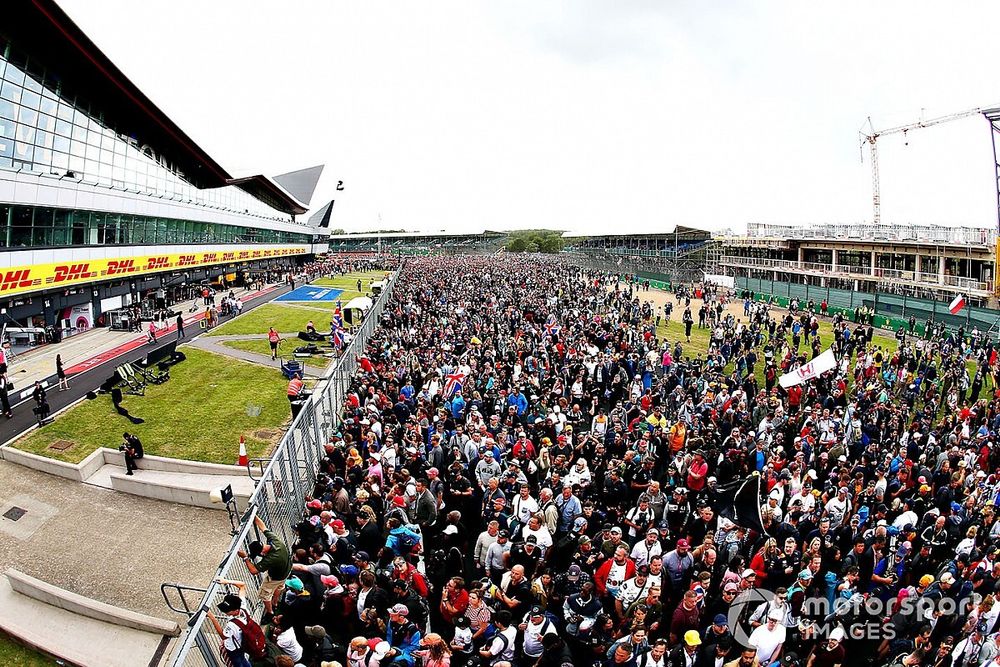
[146,257,170,270]
[251,251,263,258]
[177,254,197,267]
[222,252,235,261]
[237,251,250,259]
[202,253,218,263]
[0,269,36,292]
[53,263,96,283]
[106,259,138,276]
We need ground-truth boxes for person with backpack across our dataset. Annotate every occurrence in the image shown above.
[480,610,517,667]
[206,580,267,667]
[518,604,558,664]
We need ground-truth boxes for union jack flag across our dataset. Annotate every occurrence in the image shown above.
[332,306,343,329]
[544,316,561,337]
[331,327,345,349]
[444,371,465,397]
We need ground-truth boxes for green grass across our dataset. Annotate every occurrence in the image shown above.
[206,303,331,337]
[221,338,333,369]
[653,309,986,401]
[0,634,57,666]
[14,348,290,464]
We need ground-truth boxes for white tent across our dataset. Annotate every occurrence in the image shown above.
[343,296,374,325]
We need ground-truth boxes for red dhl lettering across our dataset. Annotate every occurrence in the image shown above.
[146,257,169,270]
[251,251,263,258]
[237,251,250,259]
[177,254,197,267]
[106,259,137,276]
[222,252,236,261]
[0,269,34,292]
[53,263,94,283]
[202,253,218,263]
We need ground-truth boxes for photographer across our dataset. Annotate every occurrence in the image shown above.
[121,432,144,476]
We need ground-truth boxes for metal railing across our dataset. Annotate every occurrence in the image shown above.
[717,255,993,293]
[166,267,400,667]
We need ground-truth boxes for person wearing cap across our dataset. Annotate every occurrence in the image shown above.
[747,609,786,666]
[704,614,732,647]
[631,529,665,568]
[662,538,694,592]
[386,603,422,667]
[509,534,543,579]
[518,604,558,661]
[237,515,291,617]
[206,580,255,667]
[804,626,844,667]
[666,630,701,667]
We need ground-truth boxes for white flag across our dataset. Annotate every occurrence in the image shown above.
[779,348,837,389]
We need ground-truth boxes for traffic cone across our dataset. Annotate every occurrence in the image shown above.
[237,436,248,466]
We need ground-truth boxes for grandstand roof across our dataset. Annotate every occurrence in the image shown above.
[561,225,711,240]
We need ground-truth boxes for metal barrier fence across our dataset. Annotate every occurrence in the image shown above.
[167,267,400,667]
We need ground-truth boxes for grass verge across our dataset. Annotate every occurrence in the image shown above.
[0,633,57,666]
[12,348,290,464]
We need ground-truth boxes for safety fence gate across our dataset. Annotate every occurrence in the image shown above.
[165,267,401,666]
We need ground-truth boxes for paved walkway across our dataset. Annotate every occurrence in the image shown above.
[0,576,168,667]
[187,332,330,378]
[0,459,232,619]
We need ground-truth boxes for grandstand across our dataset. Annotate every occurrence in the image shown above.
[562,226,713,285]
[713,221,1000,333]
[327,229,508,255]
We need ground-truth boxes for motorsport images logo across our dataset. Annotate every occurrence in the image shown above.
[725,587,955,644]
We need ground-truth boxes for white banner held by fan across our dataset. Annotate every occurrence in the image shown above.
[779,348,836,389]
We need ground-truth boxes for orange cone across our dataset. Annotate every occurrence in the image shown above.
[238,436,248,466]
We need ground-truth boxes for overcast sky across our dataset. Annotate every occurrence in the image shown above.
[59,1,1000,234]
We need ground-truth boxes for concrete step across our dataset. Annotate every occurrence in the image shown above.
[83,463,254,509]
[0,575,171,667]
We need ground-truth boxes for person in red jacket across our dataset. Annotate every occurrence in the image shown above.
[594,545,637,601]
[787,384,803,413]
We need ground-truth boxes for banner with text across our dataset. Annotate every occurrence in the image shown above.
[778,348,837,389]
[0,247,307,299]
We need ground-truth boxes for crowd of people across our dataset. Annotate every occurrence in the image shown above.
[212,255,1000,667]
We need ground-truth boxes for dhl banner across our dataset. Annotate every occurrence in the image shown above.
[0,247,307,299]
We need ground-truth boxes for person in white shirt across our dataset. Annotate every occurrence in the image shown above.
[480,610,517,667]
[512,486,539,526]
[206,580,254,667]
[518,606,557,660]
[520,515,553,553]
[630,530,664,568]
[747,610,786,665]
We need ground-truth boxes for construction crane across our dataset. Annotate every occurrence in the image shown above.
[860,106,992,225]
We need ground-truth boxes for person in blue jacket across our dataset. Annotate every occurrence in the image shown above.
[385,603,422,667]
